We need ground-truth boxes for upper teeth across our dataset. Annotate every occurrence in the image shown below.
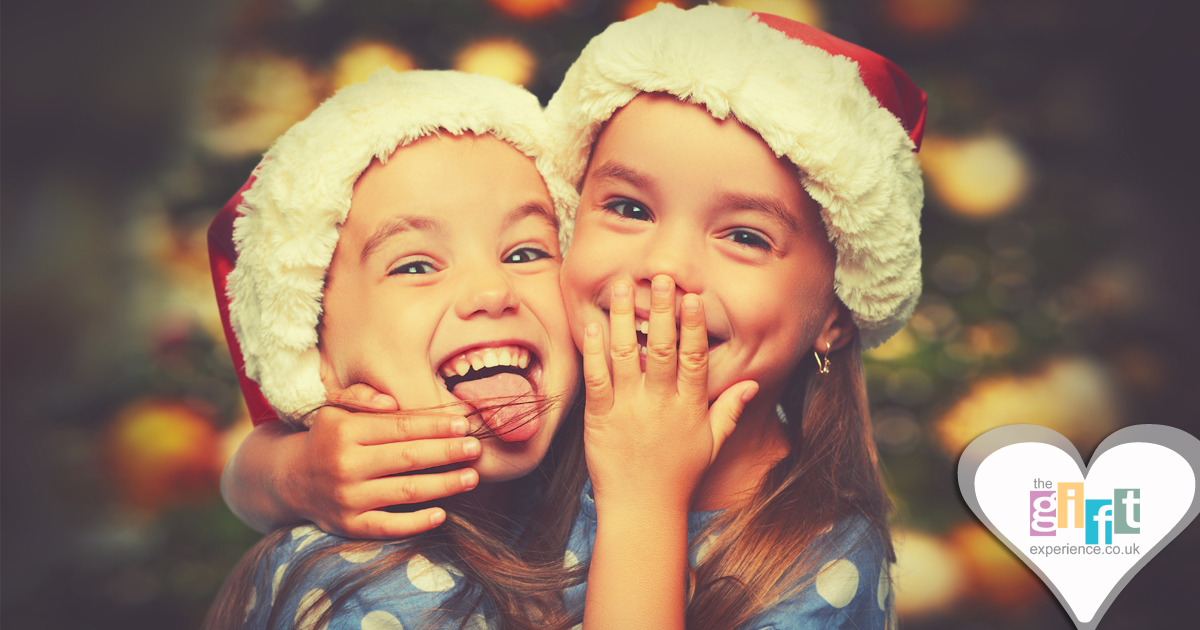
[440,345,530,378]
[637,320,649,335]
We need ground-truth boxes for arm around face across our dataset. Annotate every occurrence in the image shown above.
[221,405,485,539]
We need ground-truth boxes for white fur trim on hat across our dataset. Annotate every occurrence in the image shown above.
[227,69,578,420]
[545,4,923,348]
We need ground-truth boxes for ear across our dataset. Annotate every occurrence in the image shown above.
[813,300,857,354]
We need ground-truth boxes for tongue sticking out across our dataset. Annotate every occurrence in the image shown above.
[451,372,537,442]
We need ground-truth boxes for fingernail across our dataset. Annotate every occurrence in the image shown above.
[683,294,700,313]
[429,509,446,526]
[460,468,478,490]
[450,419,468,435]
[585,322,600,338]
[613,284,630,298]
[653,276,671,295]
[463,438,481,457]
[741,383,759,403]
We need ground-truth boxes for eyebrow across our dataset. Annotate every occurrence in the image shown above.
[361,215,443,263]
[588,160,653,190]
[717,192,802,235]
[503,201,560,234]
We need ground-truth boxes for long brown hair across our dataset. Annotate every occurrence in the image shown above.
[202,395,589,630]
[684,333,894,628]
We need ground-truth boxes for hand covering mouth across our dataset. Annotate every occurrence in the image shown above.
[438,344,543,442]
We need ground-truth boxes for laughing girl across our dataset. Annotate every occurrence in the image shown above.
[546,4,926,629]
[204,69,584,629]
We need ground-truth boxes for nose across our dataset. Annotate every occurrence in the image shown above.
[455,264,520,319]
[632,222,702,295]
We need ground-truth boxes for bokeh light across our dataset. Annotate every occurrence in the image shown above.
[936,357,1120,457]
[105,399,222,510]
[922,133,1032,220]
[624,0,689,20]
[195,52,320,158]
[454,38,538,86]
[486,0,571,20]
[882,0,973,37]
[331,40,417,90]
[720,0,825,28]
[866,326,919,361]
[892,529,967,617]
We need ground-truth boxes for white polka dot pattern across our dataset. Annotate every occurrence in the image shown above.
[291,524,319,539]
[272,563,288,605]
[361,610,404,630]
[296,530,325,552]
[295,588,330,630]
[340,545,383,563]
[877,559,890,610]
[814,559,859,608]
[406,554,455,592]
[693,534,718,565]
[564,550,579,569]
[245,586,257,620]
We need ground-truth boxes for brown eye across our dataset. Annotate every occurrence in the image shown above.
[604,199,651,221]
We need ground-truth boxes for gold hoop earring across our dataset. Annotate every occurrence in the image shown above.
[813,342,831,374]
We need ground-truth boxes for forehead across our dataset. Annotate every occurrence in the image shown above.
[589,94,820,231]
[594,93,800,185]
[343,133,553,236]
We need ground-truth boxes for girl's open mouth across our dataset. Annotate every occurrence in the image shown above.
[438,344,543,443]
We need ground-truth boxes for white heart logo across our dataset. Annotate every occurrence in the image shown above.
[958,424,1200,630]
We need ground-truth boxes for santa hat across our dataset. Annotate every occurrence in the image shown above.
[209,69,577,423]
[544,4,926,348]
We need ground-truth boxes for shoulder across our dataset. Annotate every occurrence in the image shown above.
[243,525,489,629]
[743,517,893,630]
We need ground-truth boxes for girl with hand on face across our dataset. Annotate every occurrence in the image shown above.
[547,5,926,629]
[204,69,586,630]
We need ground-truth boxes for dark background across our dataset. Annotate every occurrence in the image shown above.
[4,0,1198,627]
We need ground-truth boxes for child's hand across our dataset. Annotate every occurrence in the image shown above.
[289,404,482,538]
[581,275,758,513]
[223,399,483,539]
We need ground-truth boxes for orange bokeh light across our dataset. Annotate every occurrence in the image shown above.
[883,0,973,37]
[486,0,571,20]
[624,0,688,20]
[105,399,222,509]
[331,40,417,90]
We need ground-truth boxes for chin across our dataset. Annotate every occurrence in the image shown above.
[474,449,542,483]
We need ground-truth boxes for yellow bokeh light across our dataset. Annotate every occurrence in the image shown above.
[331,40,416,90]
[197,52,320,159]
[866,326,918,361]
[922,133,1032,219]
[935,357,1119,457]
[486,0,571,20]
[454,38,538,87]
[105,400,221,508]
[891,529,966,617]
[719,0,825,29]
